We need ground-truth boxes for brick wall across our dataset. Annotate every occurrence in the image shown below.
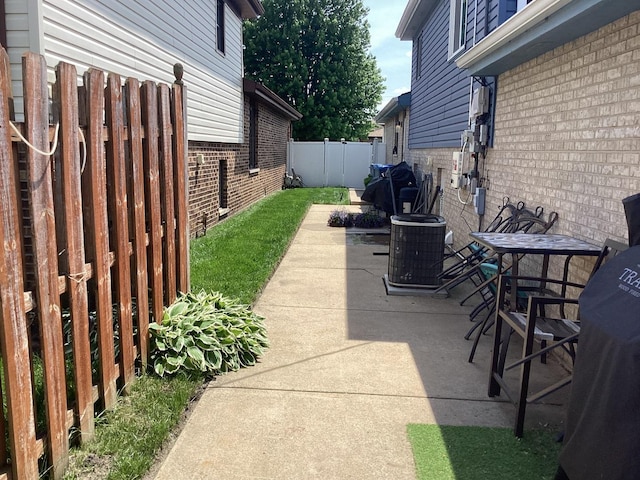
[487,10,640,281]
[410,11,640,283]
[187,98,290,238]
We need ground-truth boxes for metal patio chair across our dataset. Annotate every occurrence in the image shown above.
[489,238,628,437]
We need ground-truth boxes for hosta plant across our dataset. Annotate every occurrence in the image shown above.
[149,290,269,378]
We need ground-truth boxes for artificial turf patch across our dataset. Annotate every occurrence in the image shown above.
[407,424,561,480]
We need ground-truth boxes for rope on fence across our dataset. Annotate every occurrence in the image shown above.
[79,127,86,172]
[67,270,90,284]
[9,121,88,173]
[10,121,59,155]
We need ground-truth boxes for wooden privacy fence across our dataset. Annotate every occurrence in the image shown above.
[0,48,189,479]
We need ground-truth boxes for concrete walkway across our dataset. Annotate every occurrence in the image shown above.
[153,201,569,480]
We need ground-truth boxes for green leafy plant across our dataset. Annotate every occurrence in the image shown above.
[149,291,269,378]
[353,211,386,228]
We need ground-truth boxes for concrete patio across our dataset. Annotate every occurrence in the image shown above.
[152,201,570,479]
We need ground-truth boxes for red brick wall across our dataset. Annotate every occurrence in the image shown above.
[187,97,291,237]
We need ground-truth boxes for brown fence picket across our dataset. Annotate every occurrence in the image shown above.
[54,62,95,442]
[82,68,117,409]
[0,47,189,477]
[158,84,177,304]
[0,48,39,479]
[22,52,69,478]
[171,84,189,294]
[125,78,150,368]
[105,73,135,390]
[141,81,164,325]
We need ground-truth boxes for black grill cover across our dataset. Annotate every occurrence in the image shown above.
[622,193,640,247]
[559,246,640,480]
[361,162,416,215]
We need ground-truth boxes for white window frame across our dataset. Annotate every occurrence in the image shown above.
[516,0,534,12]
[448,0,468,60]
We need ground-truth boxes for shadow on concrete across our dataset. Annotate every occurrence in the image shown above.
[342,208,569,476]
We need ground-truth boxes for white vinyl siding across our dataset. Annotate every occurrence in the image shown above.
[10,0,245,143]
[6,0,41,118]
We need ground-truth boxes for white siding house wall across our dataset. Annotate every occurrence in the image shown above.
[12,0,245,143]
[7,0,41,117]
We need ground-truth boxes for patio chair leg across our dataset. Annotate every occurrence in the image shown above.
[514,328,537,438]
[488,316,506,397]
[465,304,496,363]
[496,327,511,372]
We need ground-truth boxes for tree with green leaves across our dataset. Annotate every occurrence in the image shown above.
[243,0,384,141]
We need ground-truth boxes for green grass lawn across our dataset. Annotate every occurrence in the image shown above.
[407,424,562,480]
[63,187,348,479]
[190,187,349,302]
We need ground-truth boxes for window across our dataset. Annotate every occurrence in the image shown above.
[448,0,467,59]
[249,99,258,170]
[415,34,422,79]
[216,0,225,54]
[516,0,535,12]
[219,159,228,210]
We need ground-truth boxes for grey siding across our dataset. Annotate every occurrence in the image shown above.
[468,0,507,43]
[9,0,246,143]
[409,0,471,149]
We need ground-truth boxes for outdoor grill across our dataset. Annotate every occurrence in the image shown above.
[361,161,416,215]
[557,245,640,480]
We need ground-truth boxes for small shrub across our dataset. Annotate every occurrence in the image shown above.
[328,209,385,228]
[149,291,269,378]
[363,174,373,187]
[327,209,353,227]
[353,211,385,228]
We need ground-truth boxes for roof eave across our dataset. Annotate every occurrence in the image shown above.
[375,92,411,123]
[396,0,439,41]
[229,0,264,20]
[243,79,302,121]
[456,0,638,76]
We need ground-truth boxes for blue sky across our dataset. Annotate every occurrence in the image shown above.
[362,1,412,113]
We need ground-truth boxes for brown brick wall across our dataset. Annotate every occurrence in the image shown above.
[187,98,291,238]
[410,11,640,283]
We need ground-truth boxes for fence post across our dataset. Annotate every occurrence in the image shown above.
[0,47,39,479]
[23,51,69,478]
[171,78,189,294]
[323,138,329,187]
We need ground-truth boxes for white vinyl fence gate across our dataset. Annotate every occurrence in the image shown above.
[287,139,386,188]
